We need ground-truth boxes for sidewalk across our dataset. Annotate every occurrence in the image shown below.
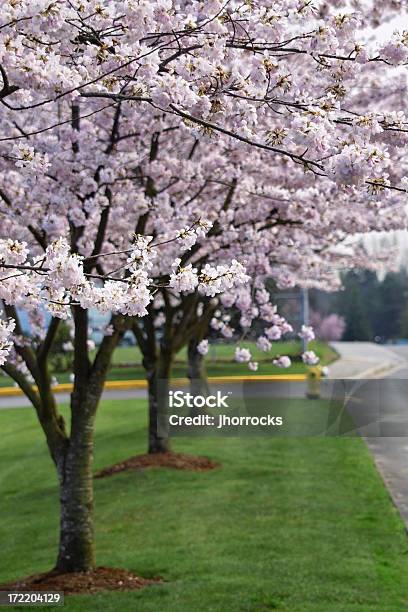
[336,345,408,532]
[328,342,403,379]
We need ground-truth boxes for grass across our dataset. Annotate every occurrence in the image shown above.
[1,398,408,610]
[101,339,337,366]
[0,341,338,387]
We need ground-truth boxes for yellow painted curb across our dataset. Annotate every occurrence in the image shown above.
[208,375,305,383]
[0,374,306,397]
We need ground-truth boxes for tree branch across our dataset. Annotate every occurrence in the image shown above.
[37,317,61,364]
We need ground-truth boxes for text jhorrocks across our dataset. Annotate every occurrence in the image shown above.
[169,415,283,428]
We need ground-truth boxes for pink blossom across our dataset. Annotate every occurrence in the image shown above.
[302,351,320,366]
[299,325,315,342]
[197,339,209,355]
[235,347,252,363]
[273,356,291,369]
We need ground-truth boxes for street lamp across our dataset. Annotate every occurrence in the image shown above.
[301,287,309,353]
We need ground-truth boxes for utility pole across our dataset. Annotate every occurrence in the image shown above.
[301,287,309,353]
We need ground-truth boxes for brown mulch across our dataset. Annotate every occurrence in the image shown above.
[95,451,220,478]
[0,566,161,596]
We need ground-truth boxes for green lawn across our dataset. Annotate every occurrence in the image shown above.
[0,341,338,387]
[103,339,337,367]
[1,399,408,610]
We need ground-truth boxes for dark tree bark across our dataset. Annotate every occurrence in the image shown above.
[54,312,124,571]
[135,295,175,454]
[133,291,218,452]
[145,351,173,454]
[56,406,95,572]
[187,336,209,417]
[53,306,96,571]
[55,311,126,571]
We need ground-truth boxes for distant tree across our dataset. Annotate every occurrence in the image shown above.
[336,273,373,341]
[399,304,408,339]
[375,271,408,340]
[310,312,346,341]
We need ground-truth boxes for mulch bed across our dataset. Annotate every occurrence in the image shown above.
[95,451,220,478]
[0,567,161,595]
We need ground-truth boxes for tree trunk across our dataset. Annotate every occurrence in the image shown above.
[187,337,209,416]
[146,352,172,454]
[55,409,95,572]
[54,313,125,572]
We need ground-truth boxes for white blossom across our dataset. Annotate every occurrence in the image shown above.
[197,339,209,355]
[169,260,199,293]
[0,240,28,265]
[299,325,315,342]
[127,235,155,272]
[235,347,252,363]
[302,350,319,365]
[273,356,291,369]
[257,336,272,352]
[265,325,282,340]
[0,319,15,365]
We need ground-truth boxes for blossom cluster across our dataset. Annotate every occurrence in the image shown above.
[197,339,209,356]
[0,319,15,366]
[302,351,320,366]
[176,220,213,250]
[0,0,407,376]
[0,0,407,195]
[298,326,315,343]
[0,231,251,362]
[170,259,249,297]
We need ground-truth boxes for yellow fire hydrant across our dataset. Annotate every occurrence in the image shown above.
[306,365,324,399]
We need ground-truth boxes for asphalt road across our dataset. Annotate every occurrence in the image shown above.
[0,388,147,409]
[384,345,408,378]
[0,380,309,410]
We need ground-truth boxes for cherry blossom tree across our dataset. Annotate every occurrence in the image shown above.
[1,0,408,576]
[310,311,346,341]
